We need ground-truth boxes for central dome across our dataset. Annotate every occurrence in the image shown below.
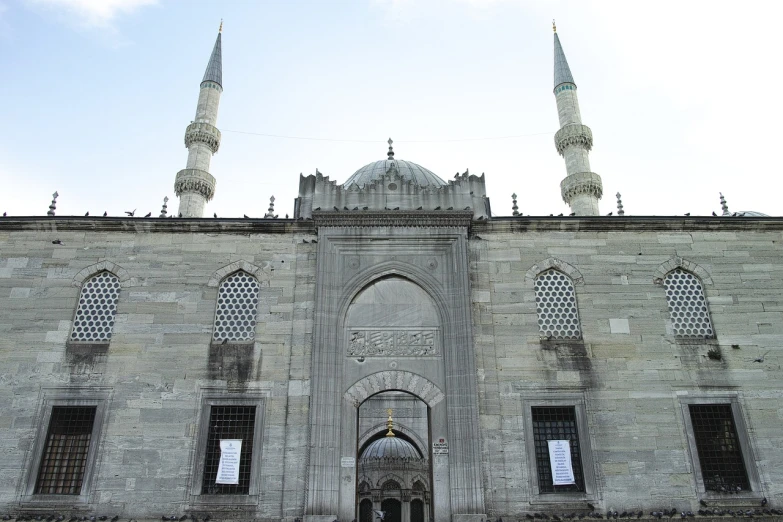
[343,139,447,188]
[360,436,423,461]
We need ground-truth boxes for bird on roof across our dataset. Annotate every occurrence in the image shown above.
[125,209,136,216]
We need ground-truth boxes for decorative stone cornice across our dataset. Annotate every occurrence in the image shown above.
[174,169,216,201]
[313,210,474,229]
[554,123,593,156]
[560,171,603,203]
[184,122,221,154]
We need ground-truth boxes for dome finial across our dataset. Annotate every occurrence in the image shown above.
[387,137,395,159]
[552,19,556,32]
[386,408,395,437]
[219,19,223,33]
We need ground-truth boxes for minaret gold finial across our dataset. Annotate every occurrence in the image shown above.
[219,19,223,33]
[552,19,557,32]
[386,408,395,437]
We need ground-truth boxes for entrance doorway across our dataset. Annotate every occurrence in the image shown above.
[357,391,432,522]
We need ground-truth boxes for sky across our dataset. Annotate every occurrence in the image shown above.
[0,0,781,219]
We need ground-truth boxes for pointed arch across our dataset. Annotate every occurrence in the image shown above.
[653,257,713,285]
[72,260,131,288]
[525,257,584,285]
[211,270,261,343]
[377,473,405,489]
[661,268,715,339]
[345,371,445,408]
[531,267,583,341]
[208,260,272,287]
[70,271,122,342]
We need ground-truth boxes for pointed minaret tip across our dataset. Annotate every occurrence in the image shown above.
[202,24,223,87]
[553,25,575,89]
[553,19,556,32]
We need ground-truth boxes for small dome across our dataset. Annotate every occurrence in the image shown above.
[360,436,423,461]
[342,138,447,188]
[735,211,769,217]
[344,159,447,188]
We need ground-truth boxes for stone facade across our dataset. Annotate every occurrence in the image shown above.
[0,216,781,521]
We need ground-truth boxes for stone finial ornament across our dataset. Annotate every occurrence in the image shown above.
[720,192,729,216]
[553,19,556,32]
[47,191,59,216]
[387,138,395,159]
[386,408,395,437]
[616,192,624,216]
[511,193,519,216]
[264,195,276,219]
[159,196,169,218]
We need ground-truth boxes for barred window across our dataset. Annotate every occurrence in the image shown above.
[70,272,120,342]
[663,269,714,338]
[202,405,256,494]
[689,404,750,492]
[534,269,582,340]
[531,406,585,493]
[35,406,96,495]
[212,271,260,343]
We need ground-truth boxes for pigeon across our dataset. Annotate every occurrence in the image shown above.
[333,206,340,211]
[312,239,318,244]
[144,212,152,217]
[416,207,423,210]
[52,239,64,245]
[2,212,5,217]
[214,213,218,218]
[98,517,107,521]
[85,212,89,216]
[178,213,183,217]
[699,500,708,507]
[344,206,349,210]
[303,239,309,243]
[712,211,718,216]
[179,516,188,521]
[393,207,399,210]
[353,207,358,211]
[221,339,228,345]
[362,207,369,210]
[447,206,453,210]
[244,214,249,219]
[314,207,321,211]
[684,213,690,216]
[465,206,472,210]
[570,212,576,216]
[588,504,596,511]
[606,211,613,216]
[753,351,770,363]
[434,206,441,210]
[125,209,136,216]
[558,213,563,216]
[111,517,119,522]
[103,211,107,216]
[762,498,768,507]
[374,511,386,521]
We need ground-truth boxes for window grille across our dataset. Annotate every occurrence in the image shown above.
[70,272,120,342]
[202,405,256,494]
[360,499,374,522]
[212,271,260,342]
[534,269,582,340]
[411,499,425,522]
[35,406,96,495]
[663,269,714,338]
[531,406,585,493]
[689,404,750,492]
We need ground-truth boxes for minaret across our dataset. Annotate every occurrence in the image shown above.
[174,22,223,218]
[552,22,602,216]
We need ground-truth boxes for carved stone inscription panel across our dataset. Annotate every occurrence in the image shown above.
[347,328,440,357]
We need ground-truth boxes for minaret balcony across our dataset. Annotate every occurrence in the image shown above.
[175,169,216,202]
[560,171,603,203]
[184,122,221,154]
[555,124,593,156]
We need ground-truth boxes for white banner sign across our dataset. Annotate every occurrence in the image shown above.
[547,440,575,485]
[216,439,242,484]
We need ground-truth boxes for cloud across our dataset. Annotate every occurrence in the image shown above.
[24,0,157,28]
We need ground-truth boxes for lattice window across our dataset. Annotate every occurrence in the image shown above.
[689,404,750,492]
[411,499,425,522]
[534,269,582,340]
[663,269,714,338]
[35,406,96,495]
[201,405,256,494]
[360,499,374,522]
[359,480,371,493]
[412,480,425,492]
[70,272,120,342]
[213,271,260,342]
[531,406,585,493]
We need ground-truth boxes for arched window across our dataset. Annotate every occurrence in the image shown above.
[663,269,714,338]
[381,479,401,491]
[70,271,121,342]
[534,269,582,340]
[212,271,260,343]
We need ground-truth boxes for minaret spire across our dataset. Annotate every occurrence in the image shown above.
[552,26,603,216]
[174,25,224,218]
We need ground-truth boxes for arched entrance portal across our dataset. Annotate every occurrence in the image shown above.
[357,391,432,522]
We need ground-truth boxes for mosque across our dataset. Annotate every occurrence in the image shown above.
[0,23,781,522]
